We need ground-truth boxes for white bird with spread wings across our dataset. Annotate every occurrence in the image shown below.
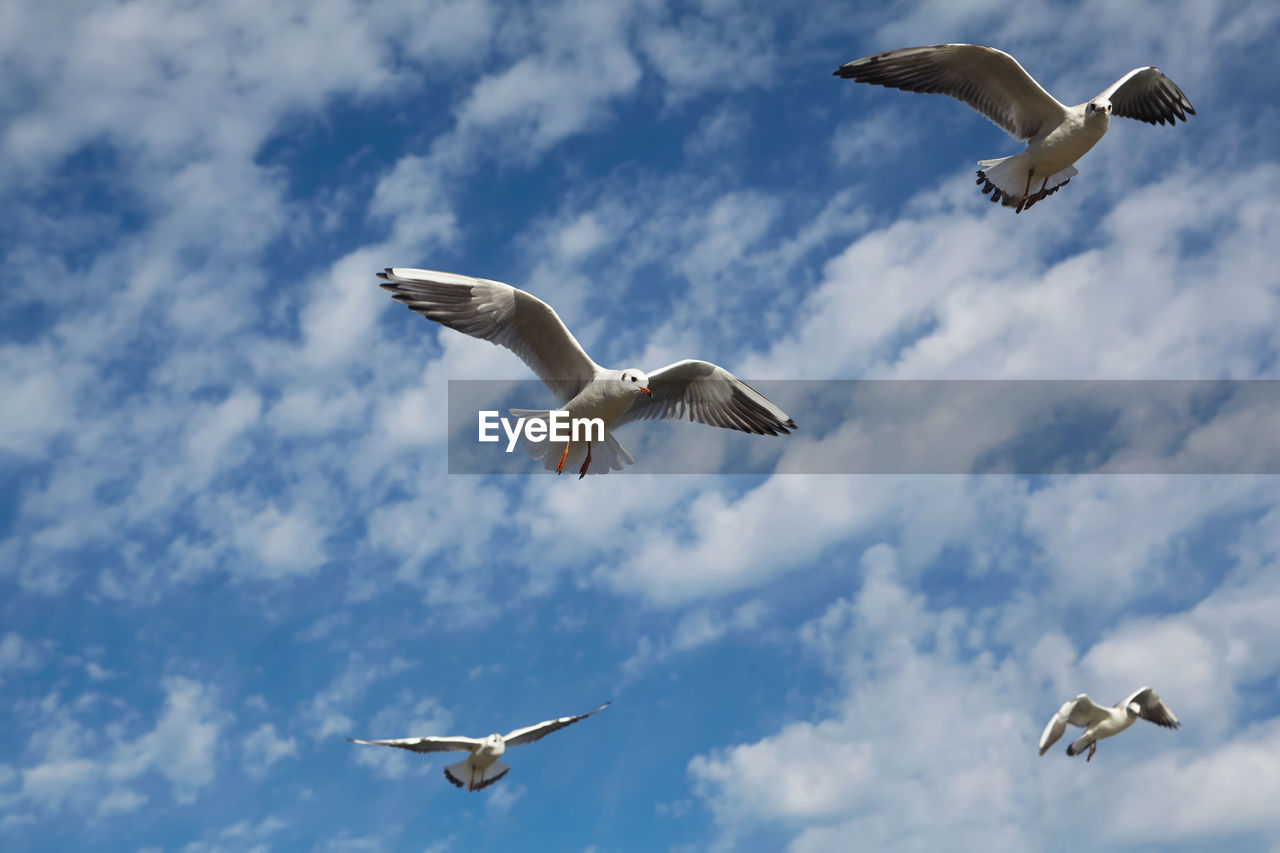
[835,44,1194,212]
[1039,687,1180,761]
[378,268,796,477]
[349,701,611,791]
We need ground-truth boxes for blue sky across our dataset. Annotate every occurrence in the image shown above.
[3,0,1280,850]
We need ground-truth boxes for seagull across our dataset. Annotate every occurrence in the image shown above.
[348,701,611,791]
[378,268,796,477]
[834,44,1195,212]
[1038,687,1180,761]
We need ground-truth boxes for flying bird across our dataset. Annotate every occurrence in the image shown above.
[1038,687,1180,761]
[834,44,1194,212]
[378,268,796,477]
[348,701,611,791]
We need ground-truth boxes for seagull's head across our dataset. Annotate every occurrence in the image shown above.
[1086,100,1113,120]
[486,733,503,746]
[620,368,652,396]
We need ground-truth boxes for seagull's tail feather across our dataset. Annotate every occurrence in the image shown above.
[975,156,1075,213]
[443,761,467,788]
[509,410,634,476]
[444,759,511,792]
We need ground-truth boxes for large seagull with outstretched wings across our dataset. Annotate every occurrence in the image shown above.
[378,268,795,477]
[1039,687,1180,761]
[349,701,611,791]
[835,44,1194,212]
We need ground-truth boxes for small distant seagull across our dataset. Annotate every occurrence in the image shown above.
[834,44,1194,212]
[378,268,795,477]
[348,701,611,791]
[1038,687,1180,761]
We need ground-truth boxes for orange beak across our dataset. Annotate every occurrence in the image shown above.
[639,386,652,396]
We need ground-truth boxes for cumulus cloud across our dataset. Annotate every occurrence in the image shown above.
[1,677,228,821]
[690,508,1280,849]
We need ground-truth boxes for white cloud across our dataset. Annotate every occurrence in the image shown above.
[596,477,983,606]
[690,545,1037,850]
[0,633,43,680]
[1021,477,1277,612]
[623,601,769,679]
[485,781,525,815]
[16,758,99,813]
[174,814,289,853]
[829,111,920,171]
[232,504,328,579]
[452,0,643,156]
[684,105,752,159]
[690,506,1280,849]
[0,0,493,180]
[638,3,776,105]
[0,346,81,456]
[97,787,147,816]
[303,655,417,742]
[4,677,228,819]
[1101,719,1280,843]
[242,724,299,779]
[183,391,262,480]
[109,677,227,801]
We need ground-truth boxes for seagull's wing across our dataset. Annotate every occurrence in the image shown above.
[834,44,1067,141]
[1039,694,1110,755]
[347,735,483,754]
[1065,694,1114,727]
[1096,67,1194,126]
[1123,687,1181,729]
[379,268,600,404]
[1037,709,1068,756]
[613,359,796,435]
[502,701,611,748]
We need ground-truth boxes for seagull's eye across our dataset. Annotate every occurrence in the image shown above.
[631,377,636,382]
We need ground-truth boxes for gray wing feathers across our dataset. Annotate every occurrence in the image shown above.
[378,268,599,404]
[1099,67,1194,125]
[347,735,481,754]
[614,360,796,435]
[834,44,1066,140]
[1124,687,1181,729]
[503,701,611,748]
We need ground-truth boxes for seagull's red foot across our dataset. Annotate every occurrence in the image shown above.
[556,443,569,475]
[1086,742,1096,762]
[1016,170,1034,213]
[578,442,592,480]
[1023,176,1051,211]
